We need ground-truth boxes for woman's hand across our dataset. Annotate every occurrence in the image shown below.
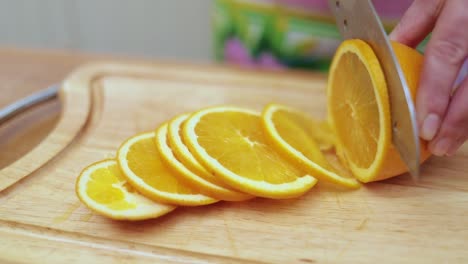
[390,0,468,156]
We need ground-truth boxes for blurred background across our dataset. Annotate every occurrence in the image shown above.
[0,0,424,71]
[0,0,213,61]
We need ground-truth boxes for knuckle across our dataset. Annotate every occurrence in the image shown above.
[421,0,444,18]
[440,111,468,139]
[423,91,450,114]
[438,121,461,140]
[450,110,468,128]
[428,38,467,66]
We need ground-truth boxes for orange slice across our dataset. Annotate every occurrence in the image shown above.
[75,159,176,221]
[117,131,218,206]
[262,103,360,188]
[166,114,252,201]
[182,106,317,199]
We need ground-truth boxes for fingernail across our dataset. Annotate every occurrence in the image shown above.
[431,138,452,156]
[420,114,440,140]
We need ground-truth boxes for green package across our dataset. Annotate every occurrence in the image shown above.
[213,0,235,60]
[232,1,276,57]
[271,10,341,70]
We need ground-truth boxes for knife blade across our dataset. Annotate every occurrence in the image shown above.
[0,85,59,124]
[328,0,421,180]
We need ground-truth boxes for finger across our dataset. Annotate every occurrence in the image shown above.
[416,0,468,141]
[429,76,468,156]
[389,0,445,47]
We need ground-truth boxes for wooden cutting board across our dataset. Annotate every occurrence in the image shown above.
[0,61,467,264]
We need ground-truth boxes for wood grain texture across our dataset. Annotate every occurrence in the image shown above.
[0,57,467,264]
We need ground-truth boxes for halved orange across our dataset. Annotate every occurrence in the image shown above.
[328,39,391,182]
[327,39,431,182]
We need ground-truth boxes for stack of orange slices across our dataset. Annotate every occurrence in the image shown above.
[76,39,431,221]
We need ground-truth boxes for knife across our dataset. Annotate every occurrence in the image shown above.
[328,0,421,181]
[0,85,59,124]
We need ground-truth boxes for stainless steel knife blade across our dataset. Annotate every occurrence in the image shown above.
[0,85,59,124]
[328,0,421,180]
